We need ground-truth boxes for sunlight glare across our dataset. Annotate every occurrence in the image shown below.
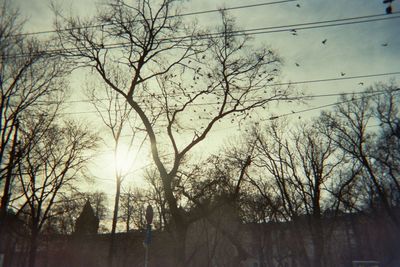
[110,141,147,177]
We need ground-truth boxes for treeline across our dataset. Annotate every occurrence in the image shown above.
[1,0,399,266]
[132,83,399,266]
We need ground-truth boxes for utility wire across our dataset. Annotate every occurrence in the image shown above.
[14,90,398,177]
[266,88,400,120]
[114,88,400,139]
[4,12,399,60]
[11,0,298,37]
[60,88,389,116]
[55,72,400,116]
[52,71,400,105]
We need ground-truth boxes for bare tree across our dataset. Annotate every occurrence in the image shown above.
[172,152,254,266]
[41,190,109,235]
[316,85,400,262]
[372,83,400,203]
[11,112,98,267]
[120,186,140,232]
[55,1,289,264]
[292,123,340,267]
[247,120,340,266]
[120,184,162,231]
[87,80,146,266]
[0,0,68,223]
[319,89,400,227]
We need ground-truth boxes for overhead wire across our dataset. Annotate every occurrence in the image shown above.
[48,71,400,105]
[11,0,298,37]
[266,88,400,120]
[4,4,398,129]
[55,71,400,116]
[3,12,400,60]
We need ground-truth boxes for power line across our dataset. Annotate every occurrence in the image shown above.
[4,12,400,60]
[60,88,390,116]
[37,71,400,106]
[11,0,298,37]
[108,89,399,139]
[53,71,400,116]
[267,88,400,120]
[235,12,400,35]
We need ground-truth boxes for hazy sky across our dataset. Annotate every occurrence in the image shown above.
[11,0,400,207]
[15,0,400,110]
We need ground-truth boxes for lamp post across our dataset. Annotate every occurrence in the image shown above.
[144,205,153,267]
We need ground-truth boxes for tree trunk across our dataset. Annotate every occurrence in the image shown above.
[108,177,121,267]
[173,221,188,267]
[0,123,18,225]
[125,193,131,232]
[28,228,38,267]
[311,194,324,267]
[311,216,324,267]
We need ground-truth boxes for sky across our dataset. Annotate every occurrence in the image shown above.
[10,0,400,219]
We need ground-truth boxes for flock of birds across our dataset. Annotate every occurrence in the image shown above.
[291,1,392,79]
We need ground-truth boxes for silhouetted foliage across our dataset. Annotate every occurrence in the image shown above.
[75,200,99,235]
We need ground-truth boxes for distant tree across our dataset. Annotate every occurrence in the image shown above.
[74,200,99,235]
[119,186,147,231]
[245,120,340,266]
[46,190,108,235]
[293,123,340,267]
[143,168,170,230]
[173,152,253,266]
[12,113,98,267]
[55,1,290,264]
[0,0,68,225]
[317,84,400,261]
[119,187,137,232]
[372,83,400,204]
[86,190,109,227]
[319,87,400,227]
[87,83,146,266]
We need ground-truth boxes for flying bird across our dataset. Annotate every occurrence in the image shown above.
[296,3,301,8]
[386,5,392,14]
[382,43,388,47]
[358,82,364,85]
[295,63,300,67]
[291,29,298,36]
[341,72,346,76]
[322,39,327,45]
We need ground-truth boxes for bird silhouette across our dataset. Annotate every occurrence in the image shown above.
[296,4,300,8]
[386,5,392,14]
[382,43,388,47]
[341,72,346,76]
[295,63,300,67]
[358,82,364,85]
[291,29,297,36]
[322,39,327,45]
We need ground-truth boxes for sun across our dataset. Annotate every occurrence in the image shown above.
[114,144,133,175]
[105,141,149,178]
